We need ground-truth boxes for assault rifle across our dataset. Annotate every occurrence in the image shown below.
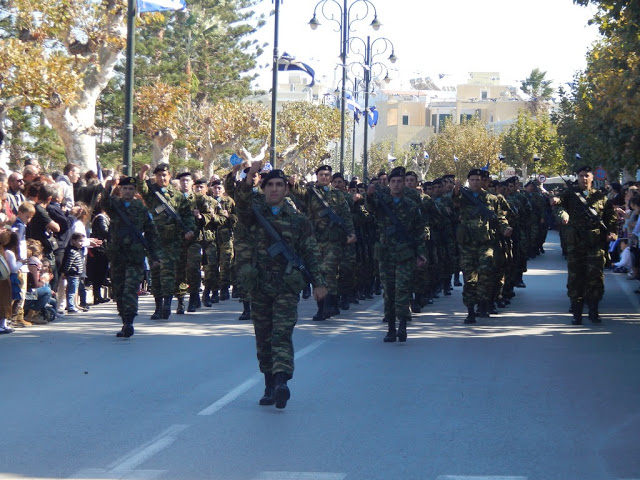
[560,175,609,234]
[459,187,499,227]
[374,185,415,246]
[146,180,190,233]
[309,186,351,235]
[252,204,314,284]
[110,197,160,263]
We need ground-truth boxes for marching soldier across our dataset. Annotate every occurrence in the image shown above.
[210,180,237,301]
[551,165,617,324]
[101,176,162,338]
[366,166,427,342]
[138,163,196,320]
[454,169,512,323]
[289,165,356,321]
[235,162,327,409]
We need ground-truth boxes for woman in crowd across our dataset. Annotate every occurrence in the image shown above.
[86,201,110,304]
[1,229,15,332]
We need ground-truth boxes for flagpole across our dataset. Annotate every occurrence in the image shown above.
[122,0,136,176]
[269,0,281,169]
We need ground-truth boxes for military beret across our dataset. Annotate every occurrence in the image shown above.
[153,163,170,174]
[357,183,366,189]
[405,171,418,179]
[479,169,490,178]
[119,176,136,187]
[315,164,332,175]
[260,169,287,189]
[577,165,592,174]
[524,180,536,188]
[423,181,433,187]
[505,176,518,184]
[432,178,443,185]
[377,171,387,178]
[490,179,500,188]
[348,180,358,189]
[388,166,406,180]
[209,179,222,187]
[443,174,455,180]
[176,171,192,180]
[194,178,207,186]
[467,169,483,178]
[332,172,345,181]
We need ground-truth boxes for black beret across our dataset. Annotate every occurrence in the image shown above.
[505,176,518,184]
[432,178,443,185]
[176,171,192,180]
[315,164,332,175]
[467,169,483,178]
[348,180,358,189]
[153,163,170,174]
[388,166,406,180]
[442,174,455,179]
[119,176,136,187]
[357,183,366,189]
[209,179,222,187]
[577,165,592,174]
[260,169,287,189]
[377,171,387,178]
[423,181,433,187]
[194,179,207,186]
[479,169,490,178]
[405,171,418,179]
[332,172,345,181]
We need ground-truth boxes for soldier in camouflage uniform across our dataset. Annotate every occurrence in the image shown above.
[210,181,237,301]
[525,180,548,257]
[454,169,512,323]
[505,176,531,289]
[349,180,375,299]
[101,176,162,338]
[174,172,213,313]
[289,165,356,321]
[366,166,427,342]
[551,165,617,324]
[236,163,327,409]
[332,173,358,309]
[137,163,196,320]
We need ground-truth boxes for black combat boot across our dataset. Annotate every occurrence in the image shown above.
[210,290,220,303]
[477,301,491,318]
[349,293,359,305]
[384,319,397,342]
[150,297,163,320]
[453,272,462,287]
[202,287,212,307]
[515,273,526,288]
[464,305,476,324]
[326,294,340,318]
[162,296,173,319]
[443,282,452,296]
[488,302,498,315]
[220,287,230,301]
[117,314,135,338]
[374,277,382,295]
[397,318,408,342]
[339,295,350,311]
[273,372,290,409]
[588,301,601,323]
[301,284,311,299]
[496,298,507,308]
[231,286,239,298]
[176,295,185,314]
[259,372,275,406]
[410,296,421,314]
[187,293,198,312]
[571,300,584,325]
[312,300,325,321]
[238,301,251,320]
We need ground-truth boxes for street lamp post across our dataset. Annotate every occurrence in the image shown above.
[309,0,381,174]
[348,35,395,181]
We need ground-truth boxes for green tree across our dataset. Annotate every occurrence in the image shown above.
[520,68,554,115]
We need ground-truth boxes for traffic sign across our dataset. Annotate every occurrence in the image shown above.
[538,174,547,183]
[595,167,607,180]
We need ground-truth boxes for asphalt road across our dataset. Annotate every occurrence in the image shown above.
[1,230,639,480]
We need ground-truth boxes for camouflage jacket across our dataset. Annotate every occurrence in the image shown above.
[183,192,215,243]
[212,195,238,242]
[554,187,616,245]
[137,180,196,242]
[235,182,326,292]
[100,188,162,262]
[453,188,509,245]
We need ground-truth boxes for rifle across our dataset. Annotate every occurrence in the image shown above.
[309,186,351,235]
[251,204,314,284]
[374,185,415,246]
[459,187,499,227]
[146,179,190,233]
[110,197,160,263]
[560,176,609,234]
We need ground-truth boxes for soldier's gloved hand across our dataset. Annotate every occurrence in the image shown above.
[416,255,427,268]
[313,286,328,301]
[346,234,357,244]
[184,231,195,241]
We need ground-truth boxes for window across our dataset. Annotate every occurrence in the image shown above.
[481,90,488,100]
[402,114,409,126]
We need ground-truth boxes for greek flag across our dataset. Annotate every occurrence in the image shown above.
[481,161,489,171]
[387,153,397,163]
[454,155,459,162]
[368,106,379,128]
[262,162,273,173]
[278,52,315,87]
[424,153,430,160]
[344,92,361,114]
[138,0,186,13]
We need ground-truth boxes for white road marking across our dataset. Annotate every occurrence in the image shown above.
[253,473,347,480]
[436,477,527,480]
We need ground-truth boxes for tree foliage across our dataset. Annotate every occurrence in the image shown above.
[520,68,554,115]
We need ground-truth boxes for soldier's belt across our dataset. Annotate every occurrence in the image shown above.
[259,269,285,282]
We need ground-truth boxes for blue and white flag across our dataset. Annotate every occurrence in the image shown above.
[387,153,396,163]
[424,152,430,161]
[344,92,361,114]
[278,52,315,87]
[229,153,243,166]
[481,161,489,171]
[262,162,273,173]
[368,106,379,128]
[138,0,186,13]
[453,155,459,163]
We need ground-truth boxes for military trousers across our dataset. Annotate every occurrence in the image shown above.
[217,236,234,288]
[459,243,495,307]
[111,259,145,319]
[318,241,342,295]
[176,241,202,296]
[566,244,606,303]
[251,288,298,379]
[150,239,180,297]
[380,255,414,323]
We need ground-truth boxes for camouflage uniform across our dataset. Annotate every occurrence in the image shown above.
[554,185,616,321]
[235,181,326,384]
[454,188,509,318]
[213,195,237,299]
[100,186,162,335]
[434,192,458,293]
[138,179,196,318]
[366,186,426,341]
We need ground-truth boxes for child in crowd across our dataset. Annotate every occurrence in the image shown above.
[62,232,85,313]
[10,201,35,327]
[25,239,53,324]
[613,239,634,274]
